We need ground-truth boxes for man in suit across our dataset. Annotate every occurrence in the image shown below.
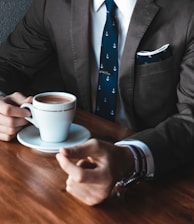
[0,0,194,206]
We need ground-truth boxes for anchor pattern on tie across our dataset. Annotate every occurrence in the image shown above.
[95,0,118,121]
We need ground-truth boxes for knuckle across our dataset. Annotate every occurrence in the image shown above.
[85,194,106,206]
[12,92,20,98]
[0,134,13,142]
[6,118,16,128]
[7,127,16,135]
[89,138,101,148]
[85,198,96,206]
[90,138,99,145]
[75,170,86,183]
[3,105,13,116]
[66,185,71,193]
[5,135,13,142]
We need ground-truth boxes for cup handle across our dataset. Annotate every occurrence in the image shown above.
[20,103,39,128]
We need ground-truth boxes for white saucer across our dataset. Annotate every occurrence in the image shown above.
[17,123,91,153]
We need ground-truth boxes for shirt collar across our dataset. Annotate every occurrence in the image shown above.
[93,0,104,12]
[93,0,137,17]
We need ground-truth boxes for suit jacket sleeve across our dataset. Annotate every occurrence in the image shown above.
[130,10,194,178]
[0,0,53,94]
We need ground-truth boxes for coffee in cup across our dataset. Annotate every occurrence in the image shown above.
[21,92,77,143]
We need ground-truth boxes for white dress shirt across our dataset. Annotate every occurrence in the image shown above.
[91,0,154,178]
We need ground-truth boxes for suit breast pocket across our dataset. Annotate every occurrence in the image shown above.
[135,56,174,77]
[134,56,179,128]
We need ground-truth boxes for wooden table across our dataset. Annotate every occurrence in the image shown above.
[0,109,194,224]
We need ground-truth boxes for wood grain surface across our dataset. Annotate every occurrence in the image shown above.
[0,109,193,224]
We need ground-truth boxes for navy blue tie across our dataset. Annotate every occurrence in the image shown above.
[95,0,118,121]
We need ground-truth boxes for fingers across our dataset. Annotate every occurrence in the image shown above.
[56,153,111,206]
[23,96,33,104]
[0,125,24,141]
[56,139,117,205]
[56,153,100,183]
[0,113,28,141]
[56,138,114,183]
[56,153,83,181]
[4,92,31,105]
[0,112,29,127]
[0,92,32,141]
[0,101,30,118]
[0,93,31,118]
[59,138,107,159]
[66,177,109,206]
[76,159,97,169]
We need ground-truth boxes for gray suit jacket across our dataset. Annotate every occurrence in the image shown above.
[0,0,194,178]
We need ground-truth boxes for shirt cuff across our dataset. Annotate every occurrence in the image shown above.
[115,139,155,178]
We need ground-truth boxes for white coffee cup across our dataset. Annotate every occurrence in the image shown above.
[21,92,77,143]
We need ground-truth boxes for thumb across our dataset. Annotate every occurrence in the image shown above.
[23,96,33,104]
[56,152,82,178]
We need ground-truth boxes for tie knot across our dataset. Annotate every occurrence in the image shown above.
[105,0,116,15]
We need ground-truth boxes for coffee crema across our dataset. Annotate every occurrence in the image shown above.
[36,95,72,104]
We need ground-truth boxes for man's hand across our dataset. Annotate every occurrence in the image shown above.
[56,138,134,206]
[0,92,32,141]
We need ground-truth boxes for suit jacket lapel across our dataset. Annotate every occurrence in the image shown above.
[119,0,159,127]
[71,0,92,110]
[70,0,159,115]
